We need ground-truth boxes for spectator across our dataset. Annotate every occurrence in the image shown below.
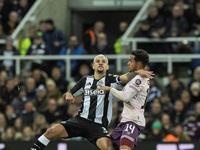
[190,81,200,104]
[89,32,116,73]
[166,73,185,92]
[146,79,161,110]
[1,127,17,141]
[5,105,17,126]
[1,79,19,105]
[51,67,68,93]
[84,21,105,51]
[14,117,23,139]
[19,26,36,56]
[43,98,63,124]
[32,84,48,113]
[161,114,172,136]
[147,121,163,142]
[58,35,86,76]
[135,20,151,38]
[183,111,200,141]
[26,32,51,73]
[160,93,174,114]
[114,21,128,54]
[170,100,186,124]
[188,66,200,90]
[174,123,191,142]
[21,101,37,127]
[22,126,34,141]
[25,77,36,101]
[134,20,152,53]
[164,5,189,37]
[3,11,19,35]
[16,0,30,21]
[0,37,19,78]
[67,103,78,119]
[74,64,90,82]
[32,69,46,88]
[32,114,48,139]
[155,0,170,19]
[181,90,193,111]
[43,19,67,55]
[88,32,115,55]
[149,102,163,123]
[13,86,27,113]
[46,79,62,100]
[0,113,6,140]
[37,20,46,33]
[145,6,165,38]
[166,78,185,103]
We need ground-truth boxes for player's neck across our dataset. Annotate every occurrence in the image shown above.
[94,73,106,80]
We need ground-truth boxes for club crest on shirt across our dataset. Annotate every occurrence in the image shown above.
[97,80,104,86]
[135,79,141,86]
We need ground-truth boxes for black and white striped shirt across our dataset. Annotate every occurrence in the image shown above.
[70,74,121,126]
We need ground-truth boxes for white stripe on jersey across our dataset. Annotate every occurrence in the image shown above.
[95,95,105,124]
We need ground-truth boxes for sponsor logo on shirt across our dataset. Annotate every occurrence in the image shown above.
[84,89,105,96]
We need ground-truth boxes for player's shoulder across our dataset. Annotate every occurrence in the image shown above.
[79,75,93,81]
[130,75,148,85]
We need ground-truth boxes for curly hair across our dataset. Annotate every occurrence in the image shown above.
[131,49,149,68]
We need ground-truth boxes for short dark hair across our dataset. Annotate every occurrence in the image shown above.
[131,49,149,68]
[45,19,54,25]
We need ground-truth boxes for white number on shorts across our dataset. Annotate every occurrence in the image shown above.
[124,124,135,133]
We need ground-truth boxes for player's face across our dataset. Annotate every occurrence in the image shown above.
[127,55,137,72]
[93,56,109,74]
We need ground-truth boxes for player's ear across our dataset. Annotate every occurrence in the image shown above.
[106,65,110,70]
[92,63,95,70]
[137,62,142,69]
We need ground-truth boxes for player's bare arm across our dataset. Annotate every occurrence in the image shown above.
[119,70,154,83]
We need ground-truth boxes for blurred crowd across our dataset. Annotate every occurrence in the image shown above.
[0,0,200,144]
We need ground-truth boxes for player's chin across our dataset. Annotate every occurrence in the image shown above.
[97,70,104,73]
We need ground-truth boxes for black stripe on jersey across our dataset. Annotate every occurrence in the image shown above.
[88,79,98,122]
[102,76,109,126]
[77,78,87,115]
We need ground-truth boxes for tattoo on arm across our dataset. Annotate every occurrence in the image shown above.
[127,72,137,80]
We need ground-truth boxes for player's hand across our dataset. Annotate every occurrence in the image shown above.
[64,92,75,103]
[135,69,154,79]
[97,85,112,92]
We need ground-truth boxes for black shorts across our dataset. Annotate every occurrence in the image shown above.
[60,116,110,145]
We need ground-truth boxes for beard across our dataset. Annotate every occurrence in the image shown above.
[97,69,104,74]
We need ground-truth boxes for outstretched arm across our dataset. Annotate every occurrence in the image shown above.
[97,85,137,102]
[119,70,154,83]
